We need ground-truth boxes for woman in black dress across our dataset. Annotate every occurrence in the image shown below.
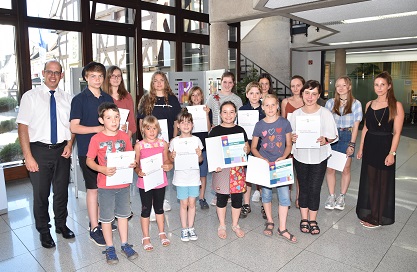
[356,71,404,228]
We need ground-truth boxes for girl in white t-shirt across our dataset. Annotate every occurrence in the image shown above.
[169,110,204,242]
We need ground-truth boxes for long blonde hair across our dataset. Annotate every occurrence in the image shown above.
[332,76,354,116]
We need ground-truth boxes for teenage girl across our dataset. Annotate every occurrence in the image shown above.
[187,86,212,209]
[251,94,296,243]
[135,116,173,251]
[208,101,250,239]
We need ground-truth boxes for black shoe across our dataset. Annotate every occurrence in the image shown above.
[40,232,56,248]
[240,204,251,218]
[55,225,75,239]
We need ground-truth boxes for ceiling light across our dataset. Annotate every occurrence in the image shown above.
[329,36,417,46]
[346,48,417,54]
[341,11,417,24]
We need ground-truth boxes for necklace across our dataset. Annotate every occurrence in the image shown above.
[373,107,387,126]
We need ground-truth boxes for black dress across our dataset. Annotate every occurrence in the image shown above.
[356,104,395,225]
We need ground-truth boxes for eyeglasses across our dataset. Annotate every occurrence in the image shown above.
[44,70,62,77]
[111,74,122,80]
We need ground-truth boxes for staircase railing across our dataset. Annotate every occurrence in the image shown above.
[240,54,291,100]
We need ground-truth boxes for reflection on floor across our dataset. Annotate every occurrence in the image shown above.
[1,135,417,272]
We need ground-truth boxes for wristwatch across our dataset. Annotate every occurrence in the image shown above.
[389,151,396,156]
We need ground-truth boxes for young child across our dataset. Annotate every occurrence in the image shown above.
[169,110,204,241]
[251,94,296,243]
[208,101,250,239]
[239,82,266,218]
[187,86,212,209]
[70,62,114,246]
[135,116,173,251]
[86,102,138,264]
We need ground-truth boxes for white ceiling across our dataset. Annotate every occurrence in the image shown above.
[256,0,417,52]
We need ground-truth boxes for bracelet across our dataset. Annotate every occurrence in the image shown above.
[348,142,356,148]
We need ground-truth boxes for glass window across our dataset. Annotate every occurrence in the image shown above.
[142,10,175,33]
[142,0,175,7]
[142,39,175,90]
[26,0,80,21]
[0,1,11,9]
[182,0,208,13]
[184,19,208,35]
[93,3,134,24]
[0,25,20,163]
[229,25,238,42]
[228,48,237,75]
[182,43,209,71]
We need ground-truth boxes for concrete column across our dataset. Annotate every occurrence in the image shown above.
[210,22,229,70]
[334,48,346,79]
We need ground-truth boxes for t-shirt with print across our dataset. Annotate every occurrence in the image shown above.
[252,117,292,162]
[87,131,133,189]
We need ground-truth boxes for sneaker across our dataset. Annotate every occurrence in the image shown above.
[251,190,261,202]
[89,222,117,232]
[163,199,171,211]
[90,227,106,246]
[199,198,209,209]
[324,194,336,210]
[240,204,251,218]
[102,246,119,265]
[181,228,190,242]
[210,196,217,206]
[188,227,198,241]
[334,194,346,210]
[150,207,156,222]
[121,244,138,260]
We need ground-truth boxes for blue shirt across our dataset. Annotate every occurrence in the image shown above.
[70,88,113,156]
[325,99,363,128]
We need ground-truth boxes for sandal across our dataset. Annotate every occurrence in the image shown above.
[231,225,245,238]
[158,232,171,246]
[240,204,251,218]
[309,221,320,235]
[261,205,267,219]
[217,225,227,239]
[141,237,153,251]
[277,228,297,244]
[300,219,310,233]
[263,222,274,237]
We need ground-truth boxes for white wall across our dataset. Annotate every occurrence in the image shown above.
[292,51,322,81]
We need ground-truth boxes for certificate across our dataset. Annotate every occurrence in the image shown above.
[118,108,129,132]
[173,137,199,170]
[158,119,169,143]
[327,150,348,172]
[186,105,208,133]
[206,133,247,172]
[296,115,320,149]
[141,153,164,192]
[238,110,259,140]
[106,151,135,186]
[246,156,294,188]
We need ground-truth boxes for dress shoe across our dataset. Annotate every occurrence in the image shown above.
[40,232,56,248]
[55,225,75,239]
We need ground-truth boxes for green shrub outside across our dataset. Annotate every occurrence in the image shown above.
[0,118,16,134]
[0,138,23,163]
[0,97,18,112]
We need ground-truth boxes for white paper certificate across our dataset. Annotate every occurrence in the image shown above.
[186,105,208,133]
[141,153,164,192]
[327,150,348,172]
[246,156,294,188]
[118,108,129,124]
[173,137,199,170]
[238,110,259,140]
[158,119,169,143]
[106,151,135,186]
[206,133,247,172]
[296,115,320,149]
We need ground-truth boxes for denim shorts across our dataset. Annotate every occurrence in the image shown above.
[199,150,208,177]
[98,186,131,223]
[176,186,200,200]
[331,129,354,158]
[261,185,291,206]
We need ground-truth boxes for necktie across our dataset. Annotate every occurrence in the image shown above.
[50,91,57,144]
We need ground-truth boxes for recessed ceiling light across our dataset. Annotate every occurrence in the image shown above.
[341,11,417,24]
[329,36,417,45]
[346,48,417,54]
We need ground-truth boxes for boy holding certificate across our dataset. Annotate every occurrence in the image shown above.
[86,102,138,264]
[169,110,204,241]
[251,94,297,243]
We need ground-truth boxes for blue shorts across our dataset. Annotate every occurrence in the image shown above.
[176,186,200,200]
[98,186,131,223]
[261,185,291,206]
[199,150,208,177]
[331,128,354,158]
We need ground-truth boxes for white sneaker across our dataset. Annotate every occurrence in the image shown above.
[334,194,346,210]
[251,190,261,202]
[163,199,171,211]
[210,197,217,206]
[324,194,336,210]
[181,228,190,242]
[188,227,198,241]
[150,207,156,221]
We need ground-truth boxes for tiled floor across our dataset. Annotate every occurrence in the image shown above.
[1,135,417,271]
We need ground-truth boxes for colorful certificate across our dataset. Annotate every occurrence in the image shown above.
[246,156,294,188]
[206,133,247,172]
